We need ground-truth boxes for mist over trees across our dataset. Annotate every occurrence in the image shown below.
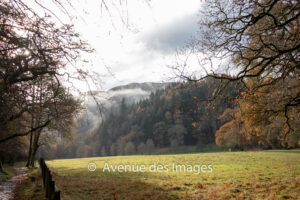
[53,79,240,158]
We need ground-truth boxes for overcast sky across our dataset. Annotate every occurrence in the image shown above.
[32,0,204,91]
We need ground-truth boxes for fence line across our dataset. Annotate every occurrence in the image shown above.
[39,158,61,200]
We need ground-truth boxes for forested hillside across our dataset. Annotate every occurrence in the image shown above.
[78,82,173,135]
[85,78,240,156]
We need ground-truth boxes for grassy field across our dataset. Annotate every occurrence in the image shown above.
[46,150,300,200]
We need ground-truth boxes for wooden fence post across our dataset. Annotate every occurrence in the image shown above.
[54,191,61,200]
[39,158,61,200]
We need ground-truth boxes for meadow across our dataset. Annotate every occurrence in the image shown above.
[46,150,300,200]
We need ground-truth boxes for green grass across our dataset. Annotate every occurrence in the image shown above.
[46,150,300,200]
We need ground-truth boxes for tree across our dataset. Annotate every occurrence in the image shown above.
[167,124,187,146]
[0,1,91,144]
[153,122,168,147]
[237,79,300,147]
[101,146,107,157]
[125,126,144,147]
[0,0,93,168]
[25,79,81,167]
[177,0,299,140]
[116,137,126,155]
[124,141,136,155]
[215,120,244,149]
[145,139,155,154]
[0,136,27,172]
[137,142,147,154]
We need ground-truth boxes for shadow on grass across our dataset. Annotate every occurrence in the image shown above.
[50,166,180,200]
[266,150,300,154]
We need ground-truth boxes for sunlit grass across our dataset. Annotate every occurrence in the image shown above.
[47,150,300,200]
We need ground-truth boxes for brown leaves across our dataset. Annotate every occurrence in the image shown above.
[194,182,204,188]
[292,178,300,187]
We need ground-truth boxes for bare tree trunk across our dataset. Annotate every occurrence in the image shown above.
[27,85,35,168]
[29,129,42,167]
[30,145,38,167]
[26,132,34,167]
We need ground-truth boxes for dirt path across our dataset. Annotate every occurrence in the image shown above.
[0,167,29,200]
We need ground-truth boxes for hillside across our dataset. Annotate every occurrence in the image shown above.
[77,82,174,135]
[86,78,240,157]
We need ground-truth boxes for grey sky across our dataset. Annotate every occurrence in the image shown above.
[30,0,203,91]
[142,13,199,54]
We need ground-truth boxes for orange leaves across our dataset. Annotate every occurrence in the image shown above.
[293,25,297,30]
[253,92,261,97]
[207,105,215,110]
[233,59,238,64]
